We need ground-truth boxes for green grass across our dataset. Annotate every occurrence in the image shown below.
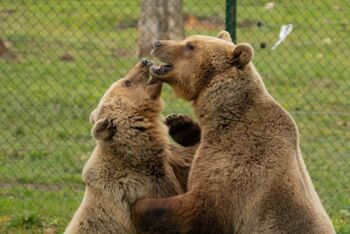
[0,0,349,233]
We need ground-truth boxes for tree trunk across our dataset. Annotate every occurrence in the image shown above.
[138,0,184,58]
[166,0,184,41]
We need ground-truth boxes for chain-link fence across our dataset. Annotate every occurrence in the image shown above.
[0,0,349,233]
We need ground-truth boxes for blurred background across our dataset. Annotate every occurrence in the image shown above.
[0,0,349,233]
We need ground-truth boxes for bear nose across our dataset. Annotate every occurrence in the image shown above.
[154,40,162,48]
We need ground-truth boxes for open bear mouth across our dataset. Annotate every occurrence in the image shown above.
[151,63,173,75]
[147,76,161,86]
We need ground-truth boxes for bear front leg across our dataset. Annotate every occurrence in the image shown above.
[132,194,195,234]
[166,114,200,191]
[165,114,201,147]
[132,193,221,234]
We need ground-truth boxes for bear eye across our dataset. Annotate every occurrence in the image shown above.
[185,43,194,51]
[123,80,132,87]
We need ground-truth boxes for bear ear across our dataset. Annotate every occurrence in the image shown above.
[89,109,97,124]
[217,30,232,42]
[231,43,254,68]
[91,117,116,141]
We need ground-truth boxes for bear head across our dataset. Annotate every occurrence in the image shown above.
[150,31,254,100]
[89,60,164,145]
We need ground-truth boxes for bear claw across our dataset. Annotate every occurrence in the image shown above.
[165,114,201,147]
[141,58,153,66]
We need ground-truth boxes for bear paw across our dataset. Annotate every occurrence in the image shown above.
[165,114,201,147]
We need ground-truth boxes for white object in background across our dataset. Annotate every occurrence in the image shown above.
[272,24,293,50]
[264,2,275,11]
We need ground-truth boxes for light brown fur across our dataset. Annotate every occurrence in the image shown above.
[65,61,196,234]
[132,32,335,234]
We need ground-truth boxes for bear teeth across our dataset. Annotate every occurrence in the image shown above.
[152,64,172,75]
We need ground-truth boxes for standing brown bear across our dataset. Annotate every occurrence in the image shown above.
[65,60,199,234]
[132,32,335,234]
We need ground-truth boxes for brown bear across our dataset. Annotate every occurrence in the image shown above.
[132,32,335,233]
[64,60,199,234]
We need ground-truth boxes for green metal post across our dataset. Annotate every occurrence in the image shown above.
[225,0,237,43]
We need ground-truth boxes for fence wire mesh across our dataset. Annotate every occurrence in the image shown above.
[0,0,349,233]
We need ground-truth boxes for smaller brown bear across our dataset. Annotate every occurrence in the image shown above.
[65,60,198,234]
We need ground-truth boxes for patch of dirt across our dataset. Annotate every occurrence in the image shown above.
[0,181,83,192]
[237,19,256,28]
[111,47,136,59]
[337,121,350,128]
[185,14,224,30]
[59,52,74,62]
[117,19,138,29]
[0,39,16,60]
[0,8,16,18]
[0,215,11,226]
[184,14,256,30]
[44,227,57,234]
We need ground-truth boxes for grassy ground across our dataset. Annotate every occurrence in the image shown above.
[0,0,349,233]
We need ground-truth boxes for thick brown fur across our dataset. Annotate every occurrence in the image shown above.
[132,31,335,233]
[65,61,197,234]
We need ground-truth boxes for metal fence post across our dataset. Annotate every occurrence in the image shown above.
[225,0,237,43]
